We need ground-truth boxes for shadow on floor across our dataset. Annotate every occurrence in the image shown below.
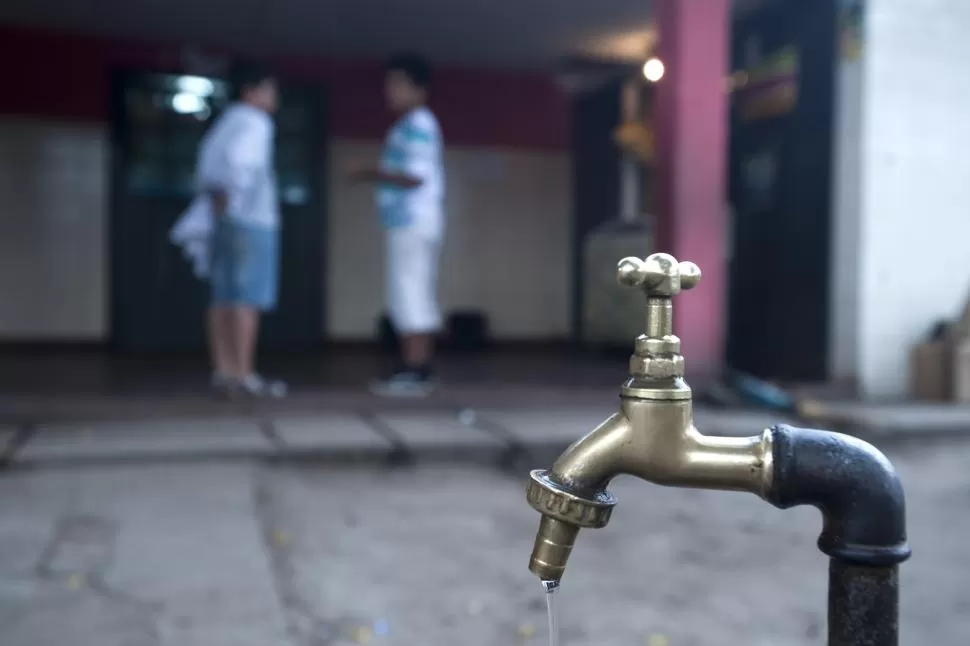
[0,346,630,396]
[0,346,634,423]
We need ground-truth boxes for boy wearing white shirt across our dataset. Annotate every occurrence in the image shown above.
[198,61,285,397]
[348,53,445,397]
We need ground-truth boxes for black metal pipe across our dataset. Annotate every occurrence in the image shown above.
[828,561,899,646]
[766,425,910,646]
[766,425,910,566]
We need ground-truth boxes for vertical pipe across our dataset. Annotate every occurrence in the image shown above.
[828,560,899,646]
[766,426,909,646]
[619,155,639,223]
[619,78,642,223]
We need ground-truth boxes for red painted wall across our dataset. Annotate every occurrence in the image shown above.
[0,25,569,150]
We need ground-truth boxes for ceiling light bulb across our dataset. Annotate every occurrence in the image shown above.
[643,58,665,82]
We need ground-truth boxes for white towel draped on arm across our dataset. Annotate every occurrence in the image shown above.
[170,196,214,279]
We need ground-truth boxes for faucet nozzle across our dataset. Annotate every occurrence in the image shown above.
[526,470,617,582]
[529,516,581,582]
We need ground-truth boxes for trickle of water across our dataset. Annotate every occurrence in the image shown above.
[541,580,560,646]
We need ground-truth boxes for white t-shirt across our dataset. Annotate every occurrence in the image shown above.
[376,106,445,240]
[196,103,279,230]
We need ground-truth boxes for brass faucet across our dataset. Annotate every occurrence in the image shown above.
[527,252,774,581]
[525,253,911,646]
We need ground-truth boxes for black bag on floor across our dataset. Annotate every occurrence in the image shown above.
[447,311,489,353]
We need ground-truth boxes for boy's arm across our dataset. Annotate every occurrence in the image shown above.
[347,166,422,188]
[348,117,436,188]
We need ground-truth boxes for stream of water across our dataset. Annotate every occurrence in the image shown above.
[541,580,560,646]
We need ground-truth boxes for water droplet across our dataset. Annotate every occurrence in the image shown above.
[374,619,389,636]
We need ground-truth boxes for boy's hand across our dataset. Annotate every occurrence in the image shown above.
[345,162,374,183]
[209,189,229,217]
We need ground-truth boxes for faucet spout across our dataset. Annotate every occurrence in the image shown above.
[526,394,773,582]
[550,412,634,492]
[552,396,773,495]
[526,414,630,581]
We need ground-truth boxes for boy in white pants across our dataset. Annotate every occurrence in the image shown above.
[348,53,445,397]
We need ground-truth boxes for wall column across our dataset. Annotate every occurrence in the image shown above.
[653,0,731,378]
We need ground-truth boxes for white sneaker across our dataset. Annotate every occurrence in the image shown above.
[239,374,288,398]
[369,370,437,398]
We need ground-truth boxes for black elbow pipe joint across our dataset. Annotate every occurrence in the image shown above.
[767,425,910,646]
[766,425,911,567]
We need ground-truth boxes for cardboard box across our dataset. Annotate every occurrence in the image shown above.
[910,341,951,401]
[954,291,970,339]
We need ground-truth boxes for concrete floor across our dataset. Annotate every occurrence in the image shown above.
[0,440,966,646]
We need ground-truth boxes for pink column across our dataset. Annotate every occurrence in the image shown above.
[653,0,730,378]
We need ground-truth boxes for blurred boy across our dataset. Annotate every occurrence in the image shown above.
[174,60,286,398]
[349,53,445,397]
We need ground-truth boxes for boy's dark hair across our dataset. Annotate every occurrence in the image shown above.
[386,53,432,90]
[229,59,275,100]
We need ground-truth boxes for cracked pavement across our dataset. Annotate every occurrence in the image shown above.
[1,439,968,646]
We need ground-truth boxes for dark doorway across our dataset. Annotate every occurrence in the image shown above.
[570,78,622,339]
[109,70,325,355]
[727,0,836,380]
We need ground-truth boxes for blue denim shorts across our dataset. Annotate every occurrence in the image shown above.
[209,220,279,311]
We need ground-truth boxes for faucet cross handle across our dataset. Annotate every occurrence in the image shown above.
[616,253,702,297]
